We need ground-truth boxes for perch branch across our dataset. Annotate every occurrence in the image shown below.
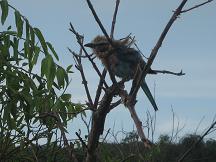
[153,69,185,76]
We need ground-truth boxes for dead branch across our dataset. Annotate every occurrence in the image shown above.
[181,0,214,13]
[153,69,185,76]
[69,48,94,107]
[85,0,114,47]
[69,23,109,88]
[110,0,121,39]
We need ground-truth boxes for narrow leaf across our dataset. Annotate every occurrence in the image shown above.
[47,42,59,60]
[34,28,48,55]
[0,0,9,24]
[15,10,23,38]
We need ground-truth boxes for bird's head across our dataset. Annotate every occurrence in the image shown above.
[85,35,132,58]
[84,36,110,58]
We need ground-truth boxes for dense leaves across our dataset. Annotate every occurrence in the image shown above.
[0,1,84,161]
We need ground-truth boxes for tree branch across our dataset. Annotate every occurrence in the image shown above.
[181,0,214,13]
[110,0,120,39]
[130,0,189,98]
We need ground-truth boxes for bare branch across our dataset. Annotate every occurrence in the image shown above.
[69,23,108,88]
[110,0,120,39]
[94,69,107,109]
[85,0,114,47]
[181,0,214,13]
[75,132,88,149]
[153,69,185,76]
[130,0,189,99]
[68,46,94,107]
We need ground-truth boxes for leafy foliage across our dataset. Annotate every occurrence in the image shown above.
[0,1,84,161]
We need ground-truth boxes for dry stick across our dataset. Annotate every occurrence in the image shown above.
[69,23,108,89]
[94,69,107,108]
[110,0,120,39]
[153,69,185,76]
[177,119,216,162]
[181,0,214,13]
[75,132,88,149]
[70,49,94,107]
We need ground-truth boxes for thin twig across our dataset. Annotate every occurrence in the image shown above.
[94,69,107,109]
[75,132,88,149]
[110,0,120,39]
[69,23,108,88]
[181,0,214,13]
[85,0,114,47]
[69,47,94,107]
[177,117,216,162]
[153,69,185,76]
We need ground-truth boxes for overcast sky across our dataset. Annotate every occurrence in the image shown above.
[7,0,216,141]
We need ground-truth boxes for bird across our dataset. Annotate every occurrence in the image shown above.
[85,35,158,111]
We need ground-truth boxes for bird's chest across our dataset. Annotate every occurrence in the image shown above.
[107,55,134,79]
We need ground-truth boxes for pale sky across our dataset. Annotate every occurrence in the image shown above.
[7,0,216,141]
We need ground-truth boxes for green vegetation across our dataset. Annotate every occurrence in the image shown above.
[0,0,83,161]
[1,133,216,162]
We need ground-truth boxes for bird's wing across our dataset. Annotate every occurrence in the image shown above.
[116,48,145,66]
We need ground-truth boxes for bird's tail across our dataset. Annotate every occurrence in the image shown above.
[141,80,158,111]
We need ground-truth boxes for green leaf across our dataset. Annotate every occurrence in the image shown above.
[15,10,23,38]
[1,31,17,35]
[61,94,71,102]
[47,42,59,60]
[25,20,30,40]
[41,57,47,77]
[34,28,48,55]
[47,58,56,89]
[56,67,65,88]
[41,55,56,89]
[30,27,35,46]
[8,116,16,129]
[66,64,73,73]
[24,40,30,58]
[31,46,40,65]
[0,0,9,25]
[12,37,19,64]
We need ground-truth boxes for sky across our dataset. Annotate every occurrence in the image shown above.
[6,0,216,141]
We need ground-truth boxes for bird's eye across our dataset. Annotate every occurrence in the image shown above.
[98,46,107,52]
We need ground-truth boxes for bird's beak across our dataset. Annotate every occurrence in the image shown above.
[84,43,95,48]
